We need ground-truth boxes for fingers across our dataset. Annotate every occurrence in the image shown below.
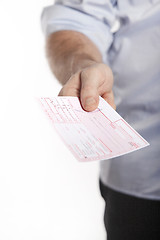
[58,86,79,97]
[80,68,101,111]
[58,73,81,97]
[102,90,116,110]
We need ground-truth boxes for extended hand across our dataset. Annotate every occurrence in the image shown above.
[58,62,116,112]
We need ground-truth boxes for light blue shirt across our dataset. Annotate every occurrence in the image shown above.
[41,0,160,200]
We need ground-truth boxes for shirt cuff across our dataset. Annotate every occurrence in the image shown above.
[41,4,113,62]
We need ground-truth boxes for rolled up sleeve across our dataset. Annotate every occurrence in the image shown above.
[41,0,116,60]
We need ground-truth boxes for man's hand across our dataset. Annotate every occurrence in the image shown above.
[58,62,116,112]
[46,31,116,111]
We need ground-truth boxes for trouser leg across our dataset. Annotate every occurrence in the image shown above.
[99,180,160,240]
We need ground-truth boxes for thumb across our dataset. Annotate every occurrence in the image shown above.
[80,69,99,112]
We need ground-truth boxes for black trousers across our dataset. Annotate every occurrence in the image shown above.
[99,180,160,240]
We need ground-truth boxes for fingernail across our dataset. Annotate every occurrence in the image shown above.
[85,98,96,107]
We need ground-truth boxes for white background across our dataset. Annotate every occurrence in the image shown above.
[0,1,106,239]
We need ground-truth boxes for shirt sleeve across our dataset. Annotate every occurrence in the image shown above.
[41,0,116,61]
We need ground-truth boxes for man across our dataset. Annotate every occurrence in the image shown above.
[41,1,160,239]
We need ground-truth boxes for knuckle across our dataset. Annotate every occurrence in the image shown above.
[60,86,68,95]
[58,88,65,96]
[69,73,77,81]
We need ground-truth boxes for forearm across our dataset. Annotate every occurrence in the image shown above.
[46,30,103,85]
